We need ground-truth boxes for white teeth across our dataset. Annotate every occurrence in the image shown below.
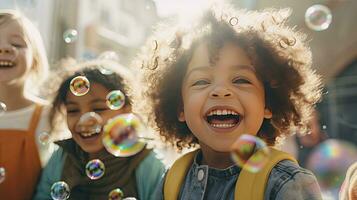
[80,131,98,137]
[207,109,239,116]
[0,60,14,67]
[211,123,236,128]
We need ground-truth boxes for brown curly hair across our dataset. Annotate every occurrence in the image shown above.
[136,5,323,150]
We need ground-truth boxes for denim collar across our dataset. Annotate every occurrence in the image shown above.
[192,149,241,178]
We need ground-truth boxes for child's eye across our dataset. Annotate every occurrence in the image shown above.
[233,78,251,84]
[192,80,210,86]
[93,108,109,112]
[67,109,80,114]
[11,43,24,48]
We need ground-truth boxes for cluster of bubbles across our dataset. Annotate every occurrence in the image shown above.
[305,4,332,31]
[306,139,357,198]
[70,76,90,96]
[75,112,103,136]
[106,90,126,110]
[230,134,270,173]
[50,181,70,200]
[0,101,7,116]
[0,167,5,184]
[102,113,146,157]
[85,159,105,180]
[63,29,78,44]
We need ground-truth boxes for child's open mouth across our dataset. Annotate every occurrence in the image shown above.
[79,130,101,139]
[205,108,242,130]
[0,60,15,69]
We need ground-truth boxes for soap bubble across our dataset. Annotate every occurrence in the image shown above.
[305,4,332,31]
[85,159,105,180]
[103,113,146,157]
[231,134,270,173]
[50,181,70,200]
[63,29,78,43]
[108,188,124,200]
[106,90,125,110]
[69,76,90,96]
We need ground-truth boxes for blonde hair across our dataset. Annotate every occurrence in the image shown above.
[0,9,49,92]
[340,162,357,200]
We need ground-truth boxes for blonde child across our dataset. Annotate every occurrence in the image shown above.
[139,4,323,200]
[340,162,357,200]
[34,61,165,200]
[0,9,52,199]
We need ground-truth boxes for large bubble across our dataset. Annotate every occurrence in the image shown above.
[102,113,146,157]
[106,90,125,110]
[230,134,270,173]
[50,181,70,200]
[108,188,124,200]
[85,159,105,180]
[306,139,357,199]
[305,4,332,31]
[69,76,90,96]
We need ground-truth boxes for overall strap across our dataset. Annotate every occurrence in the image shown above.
[164,149,199,200]
[28,104,43,135]
[235,147,298,200]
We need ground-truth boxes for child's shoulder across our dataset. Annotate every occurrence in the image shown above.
[266,160,322,199]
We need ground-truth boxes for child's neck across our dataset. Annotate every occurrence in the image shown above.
[199,142,235,169]
[0,84,33,111]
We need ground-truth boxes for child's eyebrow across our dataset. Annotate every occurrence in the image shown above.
[186,64,255,79]
[90,99,106,104]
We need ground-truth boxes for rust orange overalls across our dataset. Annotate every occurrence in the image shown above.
[0,105,43,200]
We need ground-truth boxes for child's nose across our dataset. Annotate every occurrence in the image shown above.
[0,46,14,55]
[210,86,233,98]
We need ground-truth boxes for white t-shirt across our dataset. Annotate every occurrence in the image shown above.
[0,104,55,166]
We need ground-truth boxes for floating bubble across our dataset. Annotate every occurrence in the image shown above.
[103,113,146,157]
[306,139,357,198]
[322,125,327,130]
[0,167,5,184]
[123,198,137,200]
[75,112,103,136]
[305,4,332,31]
[229,17,238,26]
[50,181,70,200]
[63,29,78,43]
[85,159,105,180]
[106,90,125,110]
[230,134,270,173]
[108,188,124,200]
[70,76,90,96]
[0,101,7,116]
[38,132,51,145]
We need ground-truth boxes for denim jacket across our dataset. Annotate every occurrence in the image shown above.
[154,150,322,200]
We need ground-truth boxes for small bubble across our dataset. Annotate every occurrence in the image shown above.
[51,181,70,200]
[0,102,7,116]
[98,51,120,62]
[108,188,124,200]
[38,132,51,145]
[0,167,5,184]
[229,17,239,26]
[85,159,105,180]
[70,76,90,96]
[106,90,125,110]
[305,4,332,31]
[322,125,327,130]
[123,198,137,200]
[231,134,270,173]
[63,29,78,43]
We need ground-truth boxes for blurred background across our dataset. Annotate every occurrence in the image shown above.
[1,0,356,199]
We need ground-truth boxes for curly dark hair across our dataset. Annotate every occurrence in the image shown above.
[46,59,135,135]
[136,5,323,150]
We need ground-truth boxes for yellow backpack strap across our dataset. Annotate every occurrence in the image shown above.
[235,147,298,200]
[164,149,199,200]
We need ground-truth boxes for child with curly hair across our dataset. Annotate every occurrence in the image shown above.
[138,3,323,200]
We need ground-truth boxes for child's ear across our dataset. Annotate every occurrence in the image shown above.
[178,110,185,122]
[264,107,272,119]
